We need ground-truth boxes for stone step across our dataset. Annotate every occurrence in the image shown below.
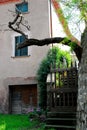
[45,124,76,130]
[47,111,76,118]
[46,111,76,130]
[47,118,76,121]
[46,117,76,126]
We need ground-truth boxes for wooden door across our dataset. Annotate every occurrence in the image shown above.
[9,84,37,114]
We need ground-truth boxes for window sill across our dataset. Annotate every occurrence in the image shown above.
[11,55,31,59]
[16,11,30,14]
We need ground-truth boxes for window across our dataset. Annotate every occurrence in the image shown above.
[16,2,28,13]
[15,35,28,57]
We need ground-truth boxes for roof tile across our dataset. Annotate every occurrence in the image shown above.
[0,0,20,5]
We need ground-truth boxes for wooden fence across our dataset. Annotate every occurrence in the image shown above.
[47,63,78,112]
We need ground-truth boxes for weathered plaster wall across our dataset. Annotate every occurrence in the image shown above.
[0,0,50,113]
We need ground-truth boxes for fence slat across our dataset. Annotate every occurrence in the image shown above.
[47,65,78,112]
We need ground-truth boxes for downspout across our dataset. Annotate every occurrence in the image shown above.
[49,0,53,47]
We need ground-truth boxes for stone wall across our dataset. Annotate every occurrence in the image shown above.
[76,28,87,130]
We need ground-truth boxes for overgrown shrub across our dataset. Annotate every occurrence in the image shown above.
[28,107,47,123]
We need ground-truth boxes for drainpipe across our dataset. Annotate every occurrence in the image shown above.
[49,0,53,47]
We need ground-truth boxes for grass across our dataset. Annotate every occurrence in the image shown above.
[0,114,45,130]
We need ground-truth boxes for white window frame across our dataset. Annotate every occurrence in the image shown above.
[11,32,30,57]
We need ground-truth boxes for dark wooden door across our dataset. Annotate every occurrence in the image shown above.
[9,84,37,114]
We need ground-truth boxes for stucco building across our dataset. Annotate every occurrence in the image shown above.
[0,0,51,113]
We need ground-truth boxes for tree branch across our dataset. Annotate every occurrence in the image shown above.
[8,10,82,62]
[16,37,82,62]
[8,13,28,39]
[17,37,64,47]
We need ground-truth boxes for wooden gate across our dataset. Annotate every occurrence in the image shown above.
[47,63,78,112]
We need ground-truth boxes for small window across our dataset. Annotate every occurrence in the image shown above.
[15,35,28,57]
[16,2,28,13]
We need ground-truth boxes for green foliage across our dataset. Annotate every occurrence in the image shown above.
[28,107,47,123]
[61,0,87,21]
[59,0,86,40]
[63,38,77,51]
[0,114,48,130]
[0,114,35,130]
[37,46,71,109]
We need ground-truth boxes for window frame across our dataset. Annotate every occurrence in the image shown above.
[15,2,28,13]
[15,35,28,57]
[11,33,30,58]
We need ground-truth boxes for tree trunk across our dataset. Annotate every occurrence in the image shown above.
[77,27,87,130]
